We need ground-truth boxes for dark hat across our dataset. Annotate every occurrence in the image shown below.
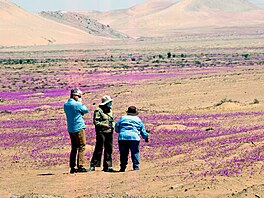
[70,88,82,97]
[127,106,138,116]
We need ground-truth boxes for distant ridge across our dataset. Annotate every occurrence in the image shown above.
[39,11,130,39]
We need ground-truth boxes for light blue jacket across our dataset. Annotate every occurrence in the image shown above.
[115,115,148,141]
[64,98,89,133]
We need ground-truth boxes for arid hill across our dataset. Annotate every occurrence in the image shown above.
[39,11,130,39]
[0,0,110,46]
[180,0,257,12]
[81,0,264,37]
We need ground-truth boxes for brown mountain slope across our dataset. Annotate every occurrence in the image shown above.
[0,0,109,46]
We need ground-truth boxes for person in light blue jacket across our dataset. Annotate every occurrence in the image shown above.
[115,106,149,172]
[64,88,89,173]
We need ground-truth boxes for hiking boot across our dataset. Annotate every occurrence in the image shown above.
[103,167,118,172]
[70,168,77,174]
[87,167,95,172]
[77,167,88,173]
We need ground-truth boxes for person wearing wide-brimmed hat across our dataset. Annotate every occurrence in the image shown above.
[115,106,149,172]
[64,88,89,174]
[88,95,116,172]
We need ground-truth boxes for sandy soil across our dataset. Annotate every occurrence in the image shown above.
[1,0,264,196]
[0,22,264,196]
[0,59,264,198]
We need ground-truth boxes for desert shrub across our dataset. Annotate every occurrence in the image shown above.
[242,53,249,59]
[194,60,201,65]
[167,52,172,59]
[180,54,187,58]
[152,59,160,63]
[214,98,239,107]
[158,54,163,59]
[252,99,260,104]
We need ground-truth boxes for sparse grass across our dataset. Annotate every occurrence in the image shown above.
[251,99,260,104]
[213,98,240,107]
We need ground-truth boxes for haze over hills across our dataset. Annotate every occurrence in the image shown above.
[0,0,111,46]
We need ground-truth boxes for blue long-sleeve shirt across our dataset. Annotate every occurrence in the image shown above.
[115,115,148,141]
[64,98,89,133]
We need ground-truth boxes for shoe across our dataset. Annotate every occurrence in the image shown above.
[103,168,118,172]
[70,168,77,174]
[133,167,140,171]
[87,167,95,172]
[77,167,88,173]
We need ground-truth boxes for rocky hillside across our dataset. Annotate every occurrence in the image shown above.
[39,11,130,39]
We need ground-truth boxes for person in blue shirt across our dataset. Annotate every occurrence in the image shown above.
[64,88,89,173]
[115,106,149,172]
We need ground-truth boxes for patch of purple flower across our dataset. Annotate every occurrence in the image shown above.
[1,53,264,180]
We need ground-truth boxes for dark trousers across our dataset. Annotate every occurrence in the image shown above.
[118,140,140,170]
[90,132,113,169]
[69,129,86,168]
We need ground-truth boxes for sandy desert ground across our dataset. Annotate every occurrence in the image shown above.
[1,0,264,197]
[0,31,264,198]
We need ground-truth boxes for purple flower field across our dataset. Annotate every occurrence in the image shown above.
[0,51,264,181]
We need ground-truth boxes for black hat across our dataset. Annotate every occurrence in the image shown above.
[127,106,138,116]
[70,88,82,97]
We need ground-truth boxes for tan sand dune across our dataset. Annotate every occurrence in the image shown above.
[82,0,264,37]
[0,0,109,46]
[76,0,177,37]
[80,0,175,22]
[127,0,176,16]
[178,0,257,12]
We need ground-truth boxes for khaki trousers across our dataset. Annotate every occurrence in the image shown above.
[69,129,86,168]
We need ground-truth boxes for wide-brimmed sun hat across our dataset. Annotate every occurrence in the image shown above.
[126,106,138,116]
[100,95,112,105]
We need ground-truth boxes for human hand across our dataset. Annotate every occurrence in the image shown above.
[146,129,151,134]
[145,138,149,143]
